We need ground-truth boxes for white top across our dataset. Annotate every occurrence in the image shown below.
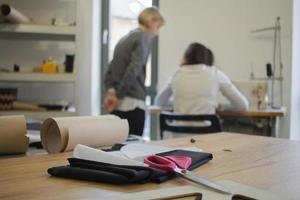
[155,64,249,114]
[117,97,145,111]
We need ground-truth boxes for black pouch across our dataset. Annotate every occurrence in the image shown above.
[48,149,213,184]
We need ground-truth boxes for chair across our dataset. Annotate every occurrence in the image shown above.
[159,111,222,139]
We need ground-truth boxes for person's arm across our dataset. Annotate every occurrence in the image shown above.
[154,77,173,107]
[116,33,151,99]
[217,70,249,111]
[103,88,121,112]
[104,67,113,91]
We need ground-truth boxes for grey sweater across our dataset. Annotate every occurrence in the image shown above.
[104,28,152,100]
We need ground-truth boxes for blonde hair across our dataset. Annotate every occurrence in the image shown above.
[138,6,165,28]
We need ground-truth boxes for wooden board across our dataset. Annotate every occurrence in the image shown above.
[106,180,284,200]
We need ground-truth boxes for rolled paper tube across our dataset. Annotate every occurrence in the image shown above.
[0,4,31,24]
[0,115,29,155]
[40,115,129,154]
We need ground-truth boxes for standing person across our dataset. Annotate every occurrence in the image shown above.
[104,7,165,136]
[155,42,249,115]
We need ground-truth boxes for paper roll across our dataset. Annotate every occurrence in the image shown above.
[41,115,129,154]
[0,115,29,155]
[13,101,46,111]
[0,4,31,24]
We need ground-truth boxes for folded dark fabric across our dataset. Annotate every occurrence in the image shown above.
[49,158,166,184]
[48,149,213,184]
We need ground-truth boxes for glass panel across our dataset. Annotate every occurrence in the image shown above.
[106,0,155,139]
[109,0,153,84]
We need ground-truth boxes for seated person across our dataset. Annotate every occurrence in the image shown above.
[155,42,249,115]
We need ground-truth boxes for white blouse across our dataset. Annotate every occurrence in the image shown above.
[155,64,249,114]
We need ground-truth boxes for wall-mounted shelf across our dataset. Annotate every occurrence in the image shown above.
[0,1,78,120]
[0,110,76,120]
[0,24,76,41]
[0,24,76,35]
[0,73,76,82]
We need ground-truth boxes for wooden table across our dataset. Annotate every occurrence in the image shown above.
[147,106,286,140]
[219,108,285,138]
[0,133,299,199]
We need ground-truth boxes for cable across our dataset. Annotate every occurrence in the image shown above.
[271,17,283,107]
[271,18,278,107]
[277,18,284,106]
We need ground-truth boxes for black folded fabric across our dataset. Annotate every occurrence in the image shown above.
[48,149,213,184]
[49,158,166,184]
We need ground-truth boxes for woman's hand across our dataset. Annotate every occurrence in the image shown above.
[103,89,121,112]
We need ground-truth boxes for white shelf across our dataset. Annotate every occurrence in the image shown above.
[0,110,77,120]
[0,24,76,36]
[0,72,76,82]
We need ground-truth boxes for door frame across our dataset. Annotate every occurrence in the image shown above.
[100,0,160,113]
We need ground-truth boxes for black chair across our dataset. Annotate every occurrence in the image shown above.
[159,111,222,139]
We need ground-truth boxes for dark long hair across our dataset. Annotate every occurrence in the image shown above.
[207,48,214,66]
[181,42,214,66]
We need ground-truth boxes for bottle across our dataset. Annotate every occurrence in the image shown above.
[42,57,57,73]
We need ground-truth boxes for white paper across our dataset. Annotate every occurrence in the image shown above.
[120,143,174,159]
[73,144,147,166]
[121,144,203,162]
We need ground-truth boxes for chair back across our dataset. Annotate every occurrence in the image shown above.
[159,111,222,139]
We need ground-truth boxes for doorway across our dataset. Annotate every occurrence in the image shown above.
[100,0,159,138]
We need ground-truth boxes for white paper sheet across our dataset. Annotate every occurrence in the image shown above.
[120,144,202,159]
[74,143,203,166]
[120,143,203,162]
[120,143,173,159]
[73,144,147,166]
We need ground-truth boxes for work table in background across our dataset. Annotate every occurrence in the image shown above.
[148,105,286,140]
[0,133,299,200]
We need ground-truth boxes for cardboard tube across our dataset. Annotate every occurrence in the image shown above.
[13,101,46,111]
[40,115,129,154]
[0,4,31,24]
[0,115,29,155]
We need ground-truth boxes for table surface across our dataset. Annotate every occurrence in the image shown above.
[1,132,299,200]
[148,105,286,117]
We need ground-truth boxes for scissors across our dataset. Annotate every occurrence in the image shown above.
[144,155,232,194]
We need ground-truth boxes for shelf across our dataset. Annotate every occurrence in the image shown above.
[0,24,76,35]
[0,110,77,120]
[0,72,76,82]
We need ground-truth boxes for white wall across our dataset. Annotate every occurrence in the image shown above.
[290,0,300,140]
[75,0,100,115]
[159,0,293,138]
